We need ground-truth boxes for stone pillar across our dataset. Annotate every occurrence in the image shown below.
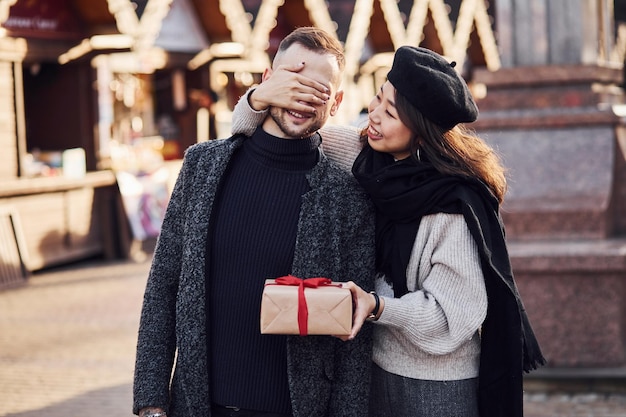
[495,0,609,67]
[471,0,626,375]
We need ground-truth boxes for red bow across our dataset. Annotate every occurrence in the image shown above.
[273,275,334,336]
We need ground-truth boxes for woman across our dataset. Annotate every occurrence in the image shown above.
[231,45,545,417]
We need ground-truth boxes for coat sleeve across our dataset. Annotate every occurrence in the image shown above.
[329,187,375,416]
[288,177,376,417]
[132,152,194,414]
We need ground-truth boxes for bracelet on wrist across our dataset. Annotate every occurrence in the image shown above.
[367,291,380,321]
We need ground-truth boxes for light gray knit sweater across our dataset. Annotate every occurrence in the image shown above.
[232,90,488,381]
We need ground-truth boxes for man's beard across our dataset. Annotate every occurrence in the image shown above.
[269,107,323,138]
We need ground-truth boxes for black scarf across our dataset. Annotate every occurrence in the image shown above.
[352,145,545,417]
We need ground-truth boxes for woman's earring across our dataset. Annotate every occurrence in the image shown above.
[416,147,421,161]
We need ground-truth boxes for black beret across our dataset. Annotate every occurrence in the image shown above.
[387,46,478,130]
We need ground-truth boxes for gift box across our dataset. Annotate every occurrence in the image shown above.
[260,276,352,336]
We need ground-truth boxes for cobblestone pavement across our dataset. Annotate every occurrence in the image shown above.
[1,257,626,417]
[0,257,149,417]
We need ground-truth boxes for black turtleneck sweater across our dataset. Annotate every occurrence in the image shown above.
[206,128,321,414]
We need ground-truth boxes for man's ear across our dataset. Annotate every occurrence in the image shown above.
[329,90,344,116]
[261,68,273,82]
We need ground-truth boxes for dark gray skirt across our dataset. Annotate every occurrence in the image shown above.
[369,363,479,417]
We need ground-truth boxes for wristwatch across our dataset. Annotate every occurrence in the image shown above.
[366,291,380,321]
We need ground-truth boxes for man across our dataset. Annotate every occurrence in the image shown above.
[133,27,376,417]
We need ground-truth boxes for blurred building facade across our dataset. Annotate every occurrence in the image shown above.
[0,0,625,378]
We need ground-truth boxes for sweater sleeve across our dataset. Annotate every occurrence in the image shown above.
[376,213,488,356]
[231,88,364,170]
[317,125,363,171]
[231,88,268,136]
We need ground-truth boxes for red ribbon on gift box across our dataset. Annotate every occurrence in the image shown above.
[273,275,338,336]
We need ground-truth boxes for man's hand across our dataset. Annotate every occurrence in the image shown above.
[139,407,167,417]
[249,62,331,113]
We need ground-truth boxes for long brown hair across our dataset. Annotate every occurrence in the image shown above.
[394,91,508,204]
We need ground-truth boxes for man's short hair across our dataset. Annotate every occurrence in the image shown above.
[276,27,345,72]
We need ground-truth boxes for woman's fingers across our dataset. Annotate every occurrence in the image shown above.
[256,64,330,111]
[342,281,371,340]
[275,62,330,96]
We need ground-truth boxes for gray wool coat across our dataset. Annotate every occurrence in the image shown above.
[133,135,376,417]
